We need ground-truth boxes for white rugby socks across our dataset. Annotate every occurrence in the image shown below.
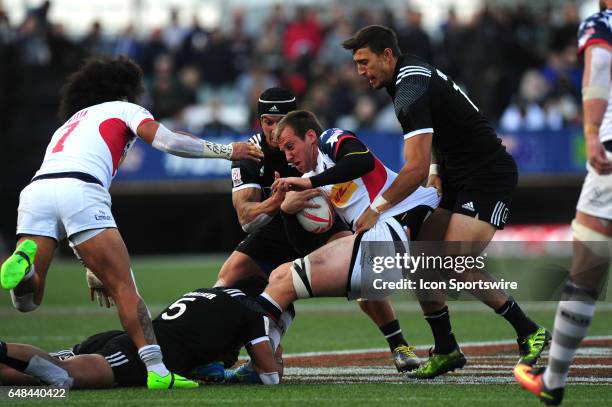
[138,345,169,377]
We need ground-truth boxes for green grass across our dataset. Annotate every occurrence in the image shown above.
[1,256,611,405]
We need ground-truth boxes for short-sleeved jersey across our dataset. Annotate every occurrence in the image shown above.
[231,133,302,197]
[304,128,439,230]
[152,288,268,373]
[578,10,612,143]
[386,54,510,182]
[34,101,154,189]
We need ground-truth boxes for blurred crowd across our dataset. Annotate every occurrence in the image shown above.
[0,0,588,252]
[0,1,585,139]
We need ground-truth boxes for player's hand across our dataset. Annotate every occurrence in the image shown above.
[288,177,312,190]
[269,172,288,206]
[280,189,321,214]
[230,142,264,162]
[586,138,612,175]
[86,269,114,308]
[355,206,380,234]
[426,174,442,197]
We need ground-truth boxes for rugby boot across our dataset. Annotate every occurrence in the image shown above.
[190,362,225,382]
[147,371,199,389]
[518,327,552,365]
[514,364,564,405]
[225,361,262,384]
[1,240,37,289]
[392,345,420,372]
[407,347,466,379]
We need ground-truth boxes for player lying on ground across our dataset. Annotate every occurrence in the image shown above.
[215,88,422,372]
[341,25,550,377]
[515,2,612,404]
[227,110,439,380]
[0,56,262,389]
[0,284,281,388]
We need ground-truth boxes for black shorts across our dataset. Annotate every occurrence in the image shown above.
[79,331,146,388]
[439,170,517,230]
[236,212,348,274]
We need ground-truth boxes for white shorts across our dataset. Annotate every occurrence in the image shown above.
[17,178,117,243]
[347,217,408,300]
[576,158,612,221]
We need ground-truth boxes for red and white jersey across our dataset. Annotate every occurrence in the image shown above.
[303,128,440,230]
[34,101,154,189]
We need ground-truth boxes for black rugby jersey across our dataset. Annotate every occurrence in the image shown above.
[231,132,302,198]
[386,54,513,182]
[152,288,268,373]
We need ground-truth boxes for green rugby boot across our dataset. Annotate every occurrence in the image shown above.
[407,348,466,379]
[1,240,37,290]
[147,371,199,389]
[518,327,552,366]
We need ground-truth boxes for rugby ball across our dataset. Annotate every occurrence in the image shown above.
[297,194,335,234]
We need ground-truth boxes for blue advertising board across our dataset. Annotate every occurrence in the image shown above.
[114,128,587,186]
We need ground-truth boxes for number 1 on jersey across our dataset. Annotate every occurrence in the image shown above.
[52,121,80,153]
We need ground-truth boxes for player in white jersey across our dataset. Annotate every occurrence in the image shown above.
[0,56,262,390]
[238,111,439,374]
[515,2,612,405]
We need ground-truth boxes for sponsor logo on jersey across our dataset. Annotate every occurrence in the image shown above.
[94,210,112,221]
[461,201,475,212]
[232,168,243,187]
[330,181,359,207]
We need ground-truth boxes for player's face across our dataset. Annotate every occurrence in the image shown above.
[353,47,395,89]
[278,126,317,173]
[261,115,285,148]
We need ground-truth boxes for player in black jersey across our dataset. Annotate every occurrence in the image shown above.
[0,286,281,388]
[215,88,420,372]
[342,25,550,378]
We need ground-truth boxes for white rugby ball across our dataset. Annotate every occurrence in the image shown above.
[297,194,335,234]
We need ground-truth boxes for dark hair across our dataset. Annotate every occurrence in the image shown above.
[342,25,401,57]
[275,110,324,141]
[59,56,145,121]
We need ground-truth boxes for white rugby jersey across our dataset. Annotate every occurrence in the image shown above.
[303,128,440,230]
[578,9,612,142]
[34,101,154,189]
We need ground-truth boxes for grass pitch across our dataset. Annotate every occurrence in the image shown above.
[1,256,611,405]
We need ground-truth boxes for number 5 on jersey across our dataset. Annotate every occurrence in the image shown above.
[52,121,81,153]
[161,297,197,320]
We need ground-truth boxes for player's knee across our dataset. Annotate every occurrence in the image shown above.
[572,219,612,256]
[290,257,313,299]
[10,291,38,312]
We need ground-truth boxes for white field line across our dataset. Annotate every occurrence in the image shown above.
[282,336,612,358]
[4,302,612,317]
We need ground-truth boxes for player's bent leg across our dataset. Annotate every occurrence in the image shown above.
[73,228,198,390]
[264,234,357,309]
[73,229,149,349]
[215,251,267,288]
[59,354,115,389]
[0,363,41,386]
[358,298,420,372]
[526,213,611,401]
[417,207,452,241]
[2,236,57,311]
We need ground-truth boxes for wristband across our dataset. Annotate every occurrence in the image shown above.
[369,195,388,214]
[429,164,440,176]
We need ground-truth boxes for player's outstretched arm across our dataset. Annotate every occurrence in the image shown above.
[247,340,281,385]
[137,121,263,162]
